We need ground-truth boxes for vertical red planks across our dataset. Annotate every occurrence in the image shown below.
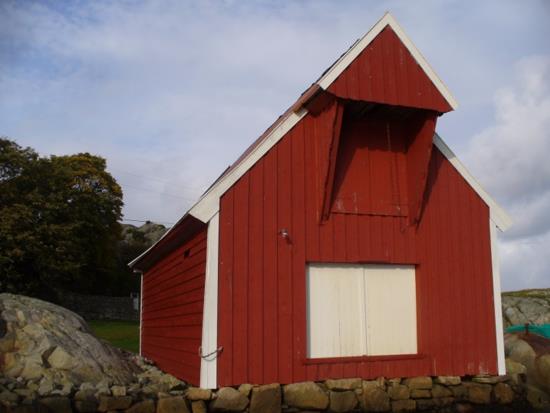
[263,148,279,383]
[291,121,307,383]
[248,163,264,383]
[218,190,234,386]
[141,226,207,386]
[232,176,250,384]
[277,136,294,384]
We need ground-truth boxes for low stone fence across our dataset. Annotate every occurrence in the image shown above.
[56,290,139,321]
[0,373,534,413]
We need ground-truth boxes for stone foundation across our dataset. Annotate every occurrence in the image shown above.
[0,374,536,413]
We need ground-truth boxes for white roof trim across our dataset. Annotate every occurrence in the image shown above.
[433,134,512,231]
[317,12,458,111]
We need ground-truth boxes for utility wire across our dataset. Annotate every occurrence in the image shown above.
[121,218,175,225]
[119,181,197,201]
[109,166,204,192]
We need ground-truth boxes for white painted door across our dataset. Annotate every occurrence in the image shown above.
[307,264,367,358]
[364,264,417,355]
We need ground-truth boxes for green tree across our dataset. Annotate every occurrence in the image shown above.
[0,138,123,297]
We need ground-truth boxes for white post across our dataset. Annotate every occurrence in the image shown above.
[200,212,220,388]
[490,221,506,375]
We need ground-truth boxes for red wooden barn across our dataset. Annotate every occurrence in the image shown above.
[130,13,512,389]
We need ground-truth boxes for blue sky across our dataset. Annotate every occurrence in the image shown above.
[1,0,549,291]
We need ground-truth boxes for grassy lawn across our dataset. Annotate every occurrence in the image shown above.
[88,320,140,353]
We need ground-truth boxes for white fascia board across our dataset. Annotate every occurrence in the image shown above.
[317,12,458,111]
[200,212,220,389]
[189,108,308,222]
[490,221,506,375]
[433,134,512,232]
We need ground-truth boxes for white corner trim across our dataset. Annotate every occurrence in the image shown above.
[139,272,143,356]
[200,212,220,389]
[433,134,512,231]
[490,221,506,375]
[317,12,458,111]
[189,109,308,222]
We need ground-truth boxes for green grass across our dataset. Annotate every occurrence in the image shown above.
[88,320,140,353]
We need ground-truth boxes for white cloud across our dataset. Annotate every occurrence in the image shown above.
[1,1,549,289]
[465,56,550,290]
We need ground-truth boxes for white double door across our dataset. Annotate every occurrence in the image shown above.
[307,263,417,358]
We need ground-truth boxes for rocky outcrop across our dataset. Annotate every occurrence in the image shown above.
[121,222,167,246]
[0,294,190,411]
[0,293,139,385]
[501,288,550,328]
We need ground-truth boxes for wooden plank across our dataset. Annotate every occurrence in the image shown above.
[322,101,344,220]
[406,113,437,226]
[305,114,321,262]
[248,160,265,384]
[277,134,293,384]
[291,120,307,382]
[263,148,279,383]
[232,175,250,384]
[217,190,234,386]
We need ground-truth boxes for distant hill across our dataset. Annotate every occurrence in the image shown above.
[121,221,168,247]
[502,288,550,328]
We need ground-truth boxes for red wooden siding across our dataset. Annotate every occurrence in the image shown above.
[327,26,453,113]
[217,111,497,386]
[141,227,207,386]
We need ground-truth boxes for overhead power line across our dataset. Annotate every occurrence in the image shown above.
[109,166,204,192]
[121,218,175,226]
[119,181,197,202]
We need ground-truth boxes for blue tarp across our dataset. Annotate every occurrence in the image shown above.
[506,324,550,339]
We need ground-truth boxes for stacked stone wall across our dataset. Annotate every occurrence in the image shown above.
[1,373,533,413]
[56,291,139,321]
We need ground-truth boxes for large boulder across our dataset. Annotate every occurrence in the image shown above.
[283,382,329,410]
[505,331,550,409]
[0,293,139,386]
[210,387,249,412]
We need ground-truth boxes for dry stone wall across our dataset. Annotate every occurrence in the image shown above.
[0,373,532,413]
[56,291,139,321]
